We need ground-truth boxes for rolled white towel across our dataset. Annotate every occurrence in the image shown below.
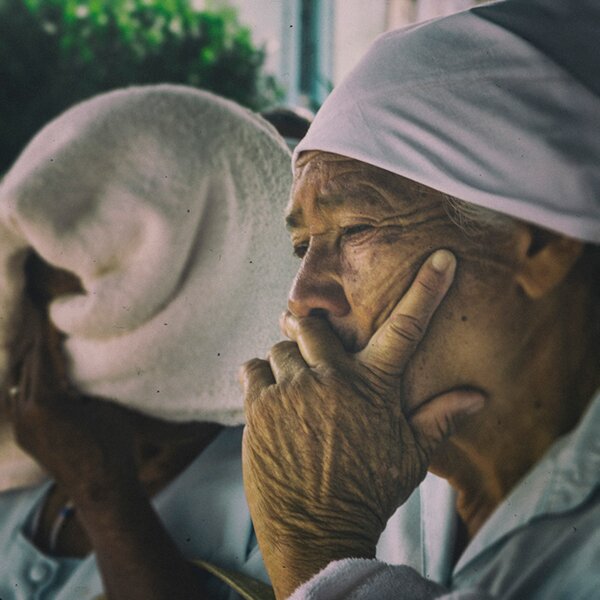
[0,84,296,489]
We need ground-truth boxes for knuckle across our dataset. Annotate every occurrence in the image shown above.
[416,275,439,298]
[358,361,395,394]
[281,340,298,352]
[297,316,323,337]
[389,313,424,343]
[271,340,296,357]
[242,358,265,373]
[239,359,266,388]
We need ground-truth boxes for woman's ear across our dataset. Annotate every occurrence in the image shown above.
[514,225,583,299]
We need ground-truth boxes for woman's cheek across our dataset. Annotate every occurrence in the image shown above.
[341,243,415,320]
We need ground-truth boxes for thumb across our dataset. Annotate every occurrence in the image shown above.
[409,390,486,458]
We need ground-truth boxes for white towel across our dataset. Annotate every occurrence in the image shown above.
[288,559,493,599]
[0,85,295,489]
[294,0,600,243]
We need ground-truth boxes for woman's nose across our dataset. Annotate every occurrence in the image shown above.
[287,245,351,318]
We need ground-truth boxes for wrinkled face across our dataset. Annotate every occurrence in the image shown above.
[287,152,526,414]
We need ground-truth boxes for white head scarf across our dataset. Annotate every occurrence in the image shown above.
[294,0,600,243]
[0,85,295,488]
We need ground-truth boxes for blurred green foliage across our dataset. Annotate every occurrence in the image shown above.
[0,0,282,172]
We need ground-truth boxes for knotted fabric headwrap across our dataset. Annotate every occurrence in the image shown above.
[0,85,295,488]
[294,0,600,243]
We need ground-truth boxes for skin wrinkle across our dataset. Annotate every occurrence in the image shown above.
[288,155,416,230]
[289,183,440,234]
[316,395,390,531]
[247,387,381,545]
[344,247,419,339]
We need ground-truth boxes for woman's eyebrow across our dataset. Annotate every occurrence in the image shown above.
[285,194,347,231]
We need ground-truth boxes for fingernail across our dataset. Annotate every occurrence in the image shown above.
[431,250,456,273]
[463,392,486,414]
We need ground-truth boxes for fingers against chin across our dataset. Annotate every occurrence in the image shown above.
[360,250,456,377]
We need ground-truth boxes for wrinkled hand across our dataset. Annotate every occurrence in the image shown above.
[240,250,485,598]
[1,300,138,503]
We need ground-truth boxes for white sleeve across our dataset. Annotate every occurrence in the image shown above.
[287,559,494,600]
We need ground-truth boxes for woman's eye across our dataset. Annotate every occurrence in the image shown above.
[293,243,308,259]
[342,224,373,238]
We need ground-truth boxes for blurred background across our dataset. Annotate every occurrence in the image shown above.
[0,0,487,173]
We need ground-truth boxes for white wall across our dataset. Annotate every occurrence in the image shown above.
[415,0,477,21]
[334,0,479,84]
[204,0,303,103]
[333,0,387,84]
[204,0,287,75]
[200,0,480,105]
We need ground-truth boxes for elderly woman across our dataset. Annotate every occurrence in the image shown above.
[0,85,294,599]
[241,1,600,598]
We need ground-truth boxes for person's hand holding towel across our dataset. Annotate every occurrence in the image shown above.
[3,294,140,507]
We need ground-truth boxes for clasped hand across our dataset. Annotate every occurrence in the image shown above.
[1,300,138,504]
[241,250,485,598]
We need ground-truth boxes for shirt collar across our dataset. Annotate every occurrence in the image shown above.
[455,389,600,573]
[418,389,600,580]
